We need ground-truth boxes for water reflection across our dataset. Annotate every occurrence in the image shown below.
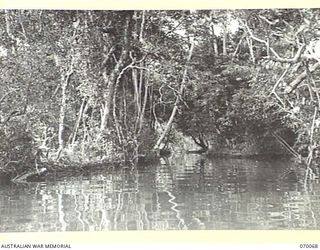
[0,154,320,232]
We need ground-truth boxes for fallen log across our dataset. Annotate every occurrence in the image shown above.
[12,167,48,183]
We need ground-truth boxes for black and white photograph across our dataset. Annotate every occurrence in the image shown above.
[0,8,320,232]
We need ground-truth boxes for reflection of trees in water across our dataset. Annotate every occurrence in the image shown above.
[0,157,320,231]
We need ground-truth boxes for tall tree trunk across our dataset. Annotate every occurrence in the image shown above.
[99,15,131,136]
[58,77,66,151]
[153,39,195,150]
[222,27,227,56]
[209,11,219,57]
[138,73,149,135]
[112,78,124,145]
[134,10,147,135]
[57,67,73,158]
[132,68,141,132]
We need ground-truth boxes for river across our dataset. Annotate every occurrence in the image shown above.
[0,154,319,231]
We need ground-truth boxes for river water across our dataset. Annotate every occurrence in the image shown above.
[0,154,319,232]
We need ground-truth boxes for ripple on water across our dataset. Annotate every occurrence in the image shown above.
[0,156,320,231]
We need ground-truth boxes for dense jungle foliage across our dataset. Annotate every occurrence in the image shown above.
[1,9,320,178]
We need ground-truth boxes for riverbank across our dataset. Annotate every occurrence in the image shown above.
[0,131,309,183]
[0,157,121,183]
[0,150,162,183]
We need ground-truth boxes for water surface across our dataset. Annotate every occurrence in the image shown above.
[0,154,319,231]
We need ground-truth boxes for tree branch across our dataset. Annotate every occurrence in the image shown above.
[242,20,306,62]
[264,44,306,63]
[285,62,320,94]
[0,89,16,105]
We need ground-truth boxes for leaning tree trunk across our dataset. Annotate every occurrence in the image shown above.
[153,38,195,151]
[69,96,87,146]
